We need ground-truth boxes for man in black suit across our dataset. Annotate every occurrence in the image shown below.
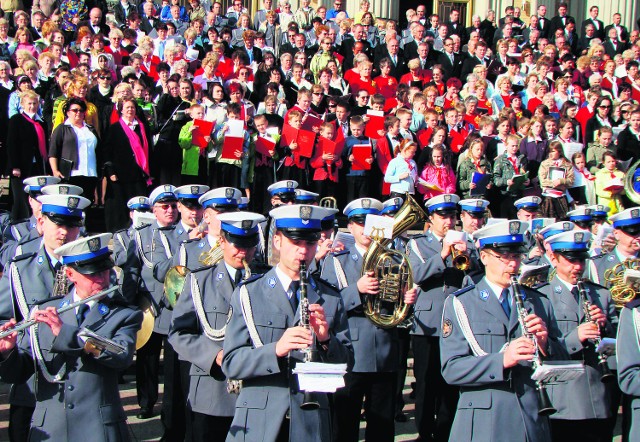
[581,5,604,40]
[77,8,110,37]
[339,24,373,69]
[603,27,625,59]
[604,13,629,45]
[548,2,574,39]
[375,38,407,80]
[577,24,596,55]
[522,15,539,44]
[536,4,550,39]
[28,10,45,41]
[616,108,640,162]
[465,15,485,45]
[480,10,497,46]
[460,40,488,80]
[564,18,579,56]
[402,23,425,61]
[438,37,462,80]
[445,9,466,42]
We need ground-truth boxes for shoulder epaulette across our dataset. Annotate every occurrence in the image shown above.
[190,264,215,273]
[35,295,64,307]
[10,252,36,263]
[182,237,200,244]
[17,234,40,246]
[135,223,151,231]
[114,228,129,235]
[533,282,550,290]
[332,249,349,257]
[316,277,340,292]
[410,233,427,239]
[625,298,640,309]
[157,225,175,231]
[238,273,264,286]
[590,252,607,260]
[585,280,608,290]
[453,285,475,297]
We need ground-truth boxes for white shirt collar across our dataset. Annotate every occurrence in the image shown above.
[180,220,192,233]
[484,277,510,302]
[72,288,97,314]
[223,261,240,282]
[275,264,295,296]
[354,243,367,257]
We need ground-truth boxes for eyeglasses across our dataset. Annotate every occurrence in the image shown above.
[156,203,178,211]
[68,108,86,114]
[599,105,612,109]
[486,251,524,263]
[312,92,322,95]
[99,75,110,80]
[622,109,632,114]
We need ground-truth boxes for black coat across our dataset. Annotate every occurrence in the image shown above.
[549,15,575,37]
[103,121,153,183]
[438,50,463,80]
[616,128,640,162]
[6,113,47,176]
[581,18,605,40]
[536,17,551,39]
[374,48,408,79]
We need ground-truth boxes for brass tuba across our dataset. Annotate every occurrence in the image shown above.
[624,159,640,205]
[361,194,427,328]
[603,259,640,308]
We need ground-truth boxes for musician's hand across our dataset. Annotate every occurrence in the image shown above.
[403,287,417,305]
[528,246,543,259]
[33,307,63,336]
[357,271,379,295]
[0,319,18,356]
[315,238,333,261]
[503,336,536,368]
[309,304,330,342]
[215,349,223,366]
[525,314,548,353]
[442,239,466,260]
[602,233,617,253]
[332,242,345,253]
[275,326,313,357]
[577,322,601,342]
[189,228,205,240]
[588,304,607,328]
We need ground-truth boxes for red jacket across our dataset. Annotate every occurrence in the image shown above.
[310,138,342,182]
[375,134,395,195]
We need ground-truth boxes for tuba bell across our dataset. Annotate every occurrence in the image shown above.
[164,265,191,308]
[450,246,471,271]
[624,159,640,205]
[361,194,427,328]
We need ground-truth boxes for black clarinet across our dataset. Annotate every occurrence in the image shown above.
[577,279,615,383]
[511,275,557,416]
[299,261,320,410]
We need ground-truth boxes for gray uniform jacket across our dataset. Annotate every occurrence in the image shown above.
[112,226,134,268]
[168,261,238,417]
[538,277,618,420]
[586,249,625,286]
[616,299,640,441]
[122,221,177,334]
[0,216,37,269]
[407,232,466,336]
[175,236,213,270]
[440,278,567,442]
[222,267,353,442]
[0,290,142,442]
[320,246,399,373]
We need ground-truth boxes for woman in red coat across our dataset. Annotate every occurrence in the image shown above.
[399,58,432,89]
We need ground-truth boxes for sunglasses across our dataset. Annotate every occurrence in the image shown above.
[599,105,611,109]
[99,76,110,80]
[68,108,86,114]
[157,203,178,211]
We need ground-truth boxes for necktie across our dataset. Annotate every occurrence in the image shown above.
[449,53,454,63]
[159,40,165,60]
[289,280,300,312]
[77,304,89,325]
[234,269,243,287]
[54,262,62,273]
[392,55,396,65]
[571,286,580,303]
[500,288,511,318]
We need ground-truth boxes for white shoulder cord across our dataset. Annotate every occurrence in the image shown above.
[190,273,229,341]
[159,231,173,260]
[11,263,30,320]
[29,307,66,383]
[257,223,266,257]
[239,284,264,348]
[410,239,426,264]
[12,225,22,241]
[452,296,508,357]
[115,232,126,250]
[14,244,22,257]
[135,230,154,269]
[589,260,600,284]
[179,243,187,267]
[332,256,348,289]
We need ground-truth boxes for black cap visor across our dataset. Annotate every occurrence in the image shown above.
[483,243,528,254]
[279,228,321,242]
[44,213,83,228]
[68,254,114,275]
[619,224,640,236]
[555,249,590,261]
[179,199,202,210]
[222,230,260,249]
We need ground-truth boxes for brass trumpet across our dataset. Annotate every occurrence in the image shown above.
[451,246,471,271]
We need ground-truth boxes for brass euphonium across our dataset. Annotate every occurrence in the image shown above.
[361,194,427,329]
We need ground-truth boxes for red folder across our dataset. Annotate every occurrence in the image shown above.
[221,136,244,160]
[192,119,214,148]
[417,127,432,148]
[281,124,316,158]
[301,113,324,131]
[364,113,385,139]
[255,135,276,157]
[352,144,372,170]
[319,136,339,156]
[281,124,298,146]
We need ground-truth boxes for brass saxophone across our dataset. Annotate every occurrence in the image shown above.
[510,275,557,416]
[361,194,427,328]
[52,266,69,296]
[577,279,615,383]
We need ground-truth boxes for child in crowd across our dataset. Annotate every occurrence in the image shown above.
[250,114,280,213]
[458,138,492,199]
[310,122,342,198]
[569,151,595,206]
[493,133,529,218]
[418,144,456,200]
[343,115,373,201]
[396,107,416,142]
[586,126,616,174]
[595,150,625,215]
[213,102,250,189]
[409,94,427,133]
[178,103,209,185]
[538,140,574,219]
[375,115,402,197]
[281,109,309,187]
[385,139,418,198]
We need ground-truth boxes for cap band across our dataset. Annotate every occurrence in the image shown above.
[221,222,259,236]
[269,187,296,196]
[429,202,457,213]
[569,214,592,222]
[460,205,486,213]
[478,234,525,248]
[41,204,83,217]
[60,247,110,265]
[347,208,379,218]
[202,198,239,208]
[516,202,539,209]
[542,229,564,240]
[296,195,317,202]
[550,242,589,251]
[380,204,401,214]
[152,192,177,204]
[614,218,640,228]
[176,193,203,200]
[129,203,151,210]
[276,218,321,230]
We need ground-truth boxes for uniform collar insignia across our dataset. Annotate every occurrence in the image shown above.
[268,277,276,288]
[480,290,489,301]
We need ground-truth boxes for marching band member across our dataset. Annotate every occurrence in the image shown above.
[586,208,640,285]
[407,193,466,442]
[568,206,594,231]
[321,198,417,441]
[529,221,577,267]
[539,230,618,441]
[264,180,299,266]
[112,196,152,268]
[0,233,142,442]
[0,193,90,442]
[440,220,567,442]
[295,189,320,204]
[174,187,242,270]
[589,204,616,256]
[169,211,265,442]
[616,285,640,441]
[459,198,490,273]
[122,184,182,434]
[222,204,353,442]
[173,184,210,242]
[515,196,542,223]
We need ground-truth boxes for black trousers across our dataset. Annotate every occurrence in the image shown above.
[395,328,411,415]
[253,165,275,214]
[9,404,34,442]
[160,339,189,441]
[281,165,308,188]
[191,413,233,442]
[346,175,370,203]
[412,335,458,442]
[136,331,163,410]
[215,163,241,189]
[104,179,149,232]
[10,176,29,221]
[550,418,611,442]
[67,176,99,204]
[333,371,396,442]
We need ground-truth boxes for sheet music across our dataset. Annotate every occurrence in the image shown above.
[532,361,585,383]
[293,362,347,392]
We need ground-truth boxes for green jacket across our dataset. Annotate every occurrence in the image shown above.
[586,142,617,175]
[458,156,492,199]
[178,121,202,176]
[493,153,529,195]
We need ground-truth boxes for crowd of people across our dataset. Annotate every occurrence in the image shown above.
[0,0,640,442]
